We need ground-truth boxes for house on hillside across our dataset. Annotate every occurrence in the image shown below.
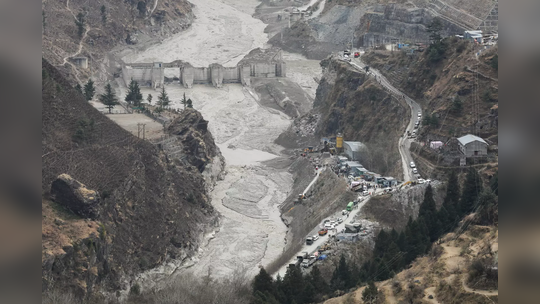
[464,30,483,43]
[457,134,488,157]
[343,141,366,161]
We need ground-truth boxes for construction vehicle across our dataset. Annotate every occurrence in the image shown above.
[318,228,328,236]
[299,193,305,200]
[318,244,331,253]
[329,147,337,155]
[303,146,314,153]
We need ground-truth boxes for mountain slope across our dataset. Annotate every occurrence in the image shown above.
[42,58,219,298]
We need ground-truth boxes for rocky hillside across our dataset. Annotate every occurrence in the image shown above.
[42,0,194,81]
[364,41,498,143]
[281,57,409,178]
[41,58,221,299]
[268,0,497,59]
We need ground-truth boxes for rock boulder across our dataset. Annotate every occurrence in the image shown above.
[51,174,101,219]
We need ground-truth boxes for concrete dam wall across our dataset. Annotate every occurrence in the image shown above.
[122,48,286,88]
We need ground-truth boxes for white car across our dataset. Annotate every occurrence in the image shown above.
[312,235,319,241]
[418,178,426,184]
[337,217,343,224]
[412,168,418,174]
[410,162,416,168]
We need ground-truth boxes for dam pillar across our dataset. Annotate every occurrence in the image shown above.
[239,65,251,87]
[210,63,224,88]
[181,66,194,88]
[151,62,164,89]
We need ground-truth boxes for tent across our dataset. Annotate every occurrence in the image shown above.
[318,255,328,260]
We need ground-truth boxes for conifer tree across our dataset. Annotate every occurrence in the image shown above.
[490,171,498,195]
[75,83,83,95]
[84,78,95,101]
[373,230,390,258]
[459,168,483,215]
[125,79,143,106]
[419,185,440,242]
[75,12,85,38]
[253,267,274,296]
[382,242,402,274]
[99,83,119,113]
[362,281,379,304]
[147,93,153,105]
[310,266,329,295]
[157,86,170,110]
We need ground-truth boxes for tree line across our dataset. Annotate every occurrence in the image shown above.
[252,168,498,304]
[75,79,193,113]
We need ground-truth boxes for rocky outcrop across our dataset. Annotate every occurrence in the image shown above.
[167,109,222,173]
[51,174,101,219]
[166,109,226,193]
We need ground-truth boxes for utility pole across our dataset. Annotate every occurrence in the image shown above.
[137,123,146,139]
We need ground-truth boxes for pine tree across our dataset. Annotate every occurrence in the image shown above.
[147,93,153,105]
[99,83,119,113]
[362,281,379,304]
[125,79,143,106]
[84,78,95,101]
[445,171,460,206]
[282,266,305,304]
[477,190,498,225]
[396,231,407,253]
[181,92,190,110]
[310,266,329,295]
[337,255,351,289]
[382,242,402,274]
[75,83,83,95]
[373,230,390,258]
[100,5,107,24]
[459,168,483,215]
[419,185,440,242]
[490,171,498,196]
[253,267,274,296]
[75,12,85,38]
[426,18,443,43]
[187,98,193,108]
[157,87,170,110]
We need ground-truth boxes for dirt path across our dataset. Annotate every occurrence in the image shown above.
[462,276,499,296]
[61,0,89,84]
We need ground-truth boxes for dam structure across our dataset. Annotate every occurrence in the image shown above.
[121,48,287,89]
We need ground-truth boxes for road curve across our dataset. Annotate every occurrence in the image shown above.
[348,57,421,182]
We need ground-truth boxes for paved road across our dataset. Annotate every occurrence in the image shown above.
[274,197,371,278]
[348,57,422,182]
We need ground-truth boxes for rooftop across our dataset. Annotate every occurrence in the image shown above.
[344,141,366,152]
[458,134,488,146]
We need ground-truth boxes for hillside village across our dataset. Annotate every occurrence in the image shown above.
[41,0,498,303]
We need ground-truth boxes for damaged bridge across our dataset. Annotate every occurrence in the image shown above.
[122,47,287,89]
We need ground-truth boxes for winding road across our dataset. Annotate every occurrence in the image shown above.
[348,56,422,182]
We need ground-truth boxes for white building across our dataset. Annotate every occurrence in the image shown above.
[457,134,488,157]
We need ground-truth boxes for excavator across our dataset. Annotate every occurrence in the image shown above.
[399,181,412,189]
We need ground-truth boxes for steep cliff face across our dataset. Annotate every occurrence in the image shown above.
[41,59,220,298]
[314,58,409,177]
[166,109,226,192]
